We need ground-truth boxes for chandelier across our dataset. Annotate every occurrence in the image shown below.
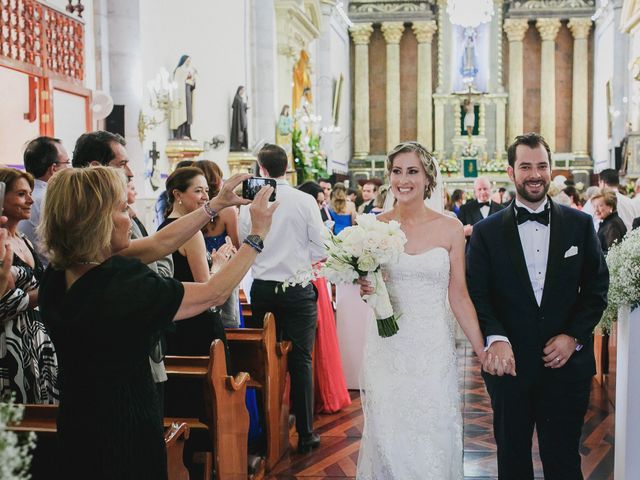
[446,0,495,28]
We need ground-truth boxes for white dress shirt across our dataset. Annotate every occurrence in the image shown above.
[486,199,549,349]
[615,191,640,232]
[479,203,490,219]
[239,178,327,282]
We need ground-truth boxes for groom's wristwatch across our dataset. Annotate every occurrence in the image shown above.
[244,234,264,253]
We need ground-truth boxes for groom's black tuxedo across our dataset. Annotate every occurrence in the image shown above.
[467,199,609,480]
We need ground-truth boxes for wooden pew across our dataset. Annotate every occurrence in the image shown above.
[8,405,192,480]
[226,312,292,471]
[164,339,252,480]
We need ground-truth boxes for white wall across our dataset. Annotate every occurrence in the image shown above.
[139,0,251,182]
[0,68,40,166]
[592,7,615,171]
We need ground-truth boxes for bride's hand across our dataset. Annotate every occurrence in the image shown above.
[356,276,373,297]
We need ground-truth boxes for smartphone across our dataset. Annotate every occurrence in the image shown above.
[242,177,276,201]
[0,181,5,215]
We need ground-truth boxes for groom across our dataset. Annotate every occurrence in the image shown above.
[466,133,609,480]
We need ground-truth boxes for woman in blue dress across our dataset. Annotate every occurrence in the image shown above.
[329,182,356,235]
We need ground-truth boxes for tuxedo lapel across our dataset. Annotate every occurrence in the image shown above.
[502,205,538,307]
[471,202,484,223]
[540,200,564,309]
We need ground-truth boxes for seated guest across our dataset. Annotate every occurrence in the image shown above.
[0,168,58,404]
[38,167,275,479]
[193,160,241,328]
[592,191,627,253]
[329,182,356,234]
[158,167,235,357]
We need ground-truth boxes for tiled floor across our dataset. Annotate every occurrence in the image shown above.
[268,342,615,479]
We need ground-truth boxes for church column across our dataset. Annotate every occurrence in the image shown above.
[503,19,529,145]
[434,98,445,153]
[536,18,561,151]
[495,96,507,157]
[381,22,405,151]
[350,23,374,160]
[568,18,592,158]
[413,21,438,150]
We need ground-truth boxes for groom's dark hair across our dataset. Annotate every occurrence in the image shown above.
[258,143,288,178]
[507,132,552,168]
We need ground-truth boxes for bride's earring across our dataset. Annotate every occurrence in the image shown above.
[179,200,182,205]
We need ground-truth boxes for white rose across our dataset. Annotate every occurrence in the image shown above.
[357,253,378,272]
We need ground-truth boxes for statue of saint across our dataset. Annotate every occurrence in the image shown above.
[277,105,293,136]
[463,98,475,137]
[460,28,478,85]
[170,55,197,139]
[292,50,312,112]
[230,86,249,151]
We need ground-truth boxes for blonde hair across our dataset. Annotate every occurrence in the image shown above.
[39,167,127,269]
[373,185,389,209]
[591,190,618,211]
[330,182,348,214]
[386,141,438,199]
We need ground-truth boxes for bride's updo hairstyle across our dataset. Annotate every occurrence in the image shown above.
[386,141,437,199]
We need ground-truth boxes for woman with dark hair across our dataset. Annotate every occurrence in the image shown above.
[38,167,275,479]
[298,183,351,413]
[230,86,249,151]
[0,167,58,403]
[450,189,465,215]
[158,167,234,357]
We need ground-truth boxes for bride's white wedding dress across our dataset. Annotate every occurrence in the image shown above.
[357,247,463,479]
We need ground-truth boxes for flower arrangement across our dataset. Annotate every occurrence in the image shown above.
[440,157,460,174]
[461,142,479,158]
[292,127,328,183]
[322,214,407,337]
[598,228,640,332]
[0,395,36,480]
[479,158,508,173]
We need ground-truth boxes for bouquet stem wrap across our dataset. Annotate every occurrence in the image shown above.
[363,270,399,338]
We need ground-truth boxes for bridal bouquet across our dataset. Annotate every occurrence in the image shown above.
[323,214,407,337]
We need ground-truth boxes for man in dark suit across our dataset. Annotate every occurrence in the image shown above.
[467,133,609,480]
[358,180,378,214]
[457,176,504,243]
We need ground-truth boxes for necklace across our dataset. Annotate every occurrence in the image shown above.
[77,261,102,266]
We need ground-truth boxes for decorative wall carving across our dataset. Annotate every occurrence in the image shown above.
[507,0,595,18]
[348,0,435,22]
[0,0,84,83]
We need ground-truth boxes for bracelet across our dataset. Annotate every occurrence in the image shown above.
[243,238,262,253]
[203,203,218,219]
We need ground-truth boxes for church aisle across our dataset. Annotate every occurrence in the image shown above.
[268,342,615,479]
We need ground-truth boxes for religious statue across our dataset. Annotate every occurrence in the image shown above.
[461,28,478,86]
[463,98,475,137]
[230,86,249,151]
[276,104,293,150]
[170,55,197,139]
[292,50,312,112]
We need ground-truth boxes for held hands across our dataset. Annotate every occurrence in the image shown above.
[542,334,577,369]
[208,173,252,211]
[483,341,517,376]
[249,186,279,238]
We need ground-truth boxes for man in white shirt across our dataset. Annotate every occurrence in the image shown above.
[357,180,378,214]
[467,133,608,479]
[19,136,71,265]
[597,168,640,232]
[239,144,326,453]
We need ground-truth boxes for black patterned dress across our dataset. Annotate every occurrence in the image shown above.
[0,235,59,403]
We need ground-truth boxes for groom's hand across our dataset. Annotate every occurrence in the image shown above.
[483,341,517,376]
[542,334,577,369]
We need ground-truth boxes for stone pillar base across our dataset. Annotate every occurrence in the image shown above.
[165,139,204,171]
[227,151,258,176]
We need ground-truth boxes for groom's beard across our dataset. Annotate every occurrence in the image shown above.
[514,178,550,203]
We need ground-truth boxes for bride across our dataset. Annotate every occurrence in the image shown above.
[357,141,493,479]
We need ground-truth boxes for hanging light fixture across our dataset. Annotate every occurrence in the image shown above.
[447,0,495,28]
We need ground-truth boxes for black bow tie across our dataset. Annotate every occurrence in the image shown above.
[515,206,550,226]
[478,202,490,208]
